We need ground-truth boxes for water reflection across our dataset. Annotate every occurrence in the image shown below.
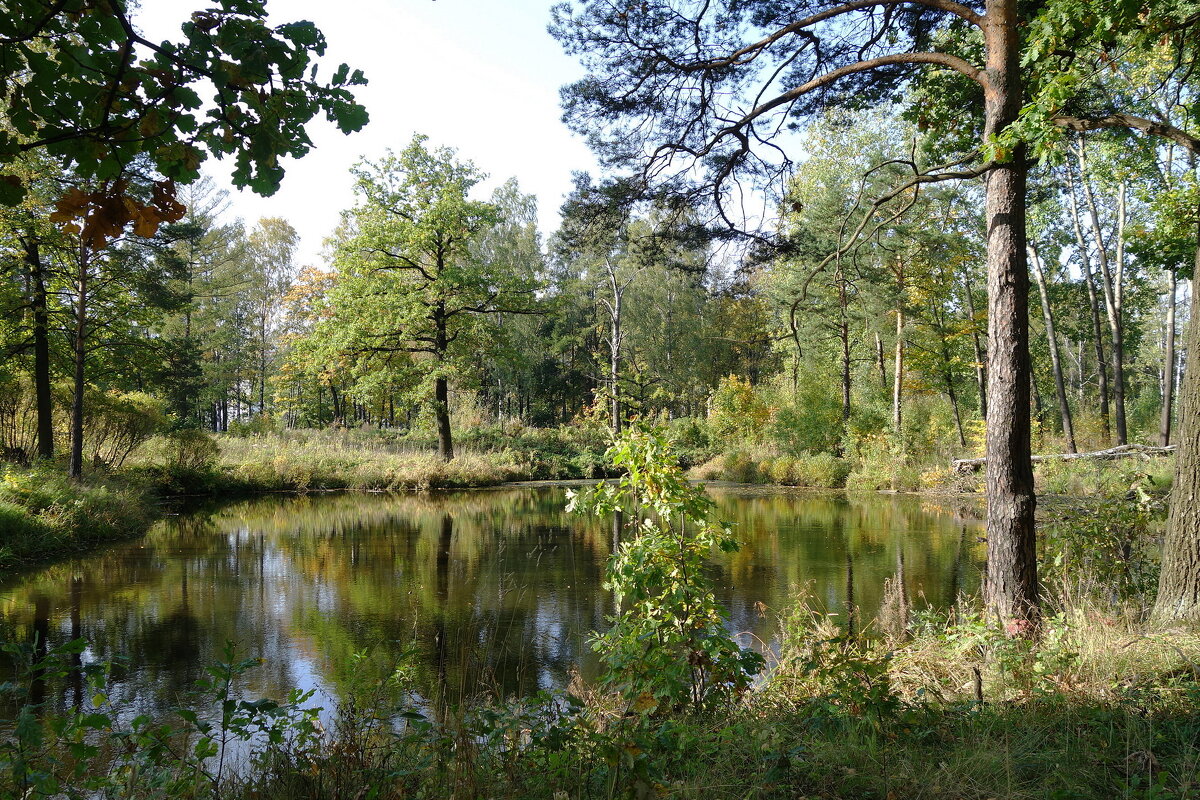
[0,488,984,716]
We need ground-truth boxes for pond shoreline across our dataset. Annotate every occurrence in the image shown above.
[0,459,1140,577]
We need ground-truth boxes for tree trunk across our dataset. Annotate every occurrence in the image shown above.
[23,240,54,460]
[1077,143,1128,444]
[434,304,454,461]
[1161,267,1178,446]
[1154,223,1200,621]
[981,0,1038,630]
[963,271,988,419]
[608,266,624,436]
[435,376,453,461]
[1029,242,1077,453]
[69,246,90,480]
[839,276,852,454]
[947,373,967,449]
[893,304,904,433]
[875,331,888,392]
[1067,167,1111,441]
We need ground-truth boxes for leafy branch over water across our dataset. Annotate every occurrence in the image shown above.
[568,425,763,713]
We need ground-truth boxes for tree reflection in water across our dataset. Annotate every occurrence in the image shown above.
[0,488,984,719]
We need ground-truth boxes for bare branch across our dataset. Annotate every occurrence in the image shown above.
[1053,113,1200,154]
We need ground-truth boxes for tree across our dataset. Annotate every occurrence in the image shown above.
[1012,3,1200,620]
[0,156,68,460]
[245,217,298,416]
[556,178,649,434]
[329,136,540,460]
[471,179,549,423]
[553,0,1041,626]
[150,177,246,425]
[0,0,368,241]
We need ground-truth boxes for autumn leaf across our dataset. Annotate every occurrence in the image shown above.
[130,202,163,238]
[50,187,91,224]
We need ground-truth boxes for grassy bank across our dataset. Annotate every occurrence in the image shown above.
[124,424,619,496]
[0,422,1174,573]
[0,467,158,572]
[690,444,1176,495]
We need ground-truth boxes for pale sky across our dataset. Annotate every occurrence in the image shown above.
[135,1,598,267]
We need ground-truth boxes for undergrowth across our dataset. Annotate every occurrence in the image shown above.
[0,467,157,571]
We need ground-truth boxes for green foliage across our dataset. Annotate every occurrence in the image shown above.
[769,390,844,456]
[707,375,770,444]
[0,639,322,800]
[0,466,157,569]
[774,607,901,720]
[845,435,922,492]
[569,426,764,713]
[0,2,368,214]
[770,453,851,489]
[150,428,222,472]
[1041,492,1165,610]
[77,389,170,468]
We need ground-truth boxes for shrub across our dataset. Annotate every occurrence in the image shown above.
[79,389,169,468]
[791,453,850,488]
[708,375,770,444]
[569,426,763,712]
[767,455,795,484]
[768,380,844,455]
[141,428,222,471]
[722,450,760,483]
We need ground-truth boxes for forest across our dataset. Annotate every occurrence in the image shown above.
[2,1,1200,799]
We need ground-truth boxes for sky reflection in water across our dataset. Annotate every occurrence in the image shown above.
[0,487,984,716]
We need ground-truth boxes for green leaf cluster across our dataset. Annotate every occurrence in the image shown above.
[569,425,764,714]
[0,1,369,203]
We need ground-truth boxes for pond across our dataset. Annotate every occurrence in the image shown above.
[0,486,984,716]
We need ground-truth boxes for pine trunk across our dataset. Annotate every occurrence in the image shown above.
[893,305,904,433]
[982,0,1038,630]
[963,272,988,419]
[1029,243,1076,453]
[69,246,90,480]
[1067,169,1111,441]
[1154,227,1200,621]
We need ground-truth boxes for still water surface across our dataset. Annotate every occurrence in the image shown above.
[0,487,983,714]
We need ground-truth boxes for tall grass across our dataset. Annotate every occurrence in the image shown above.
[0,467,157,570]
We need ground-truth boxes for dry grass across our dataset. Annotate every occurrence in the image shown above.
[215,435,521,491]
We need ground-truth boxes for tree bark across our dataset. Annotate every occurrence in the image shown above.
[1161,267,1177,447]
[1077,142,1128,444]
[875,331,888,392]
[607,263,624,435]
[1029,242,1077,453]
[893,298,904,433]
[939,340,967,448]
[839,273,852,452]
[69,245,90,480]
[23,239,54,460]
[1154,221,1200,621]
[981,0,1038,630]
[435,376,453,462]
[434,303,454,461]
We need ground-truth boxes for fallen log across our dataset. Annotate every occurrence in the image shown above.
[952,443,1177,474]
